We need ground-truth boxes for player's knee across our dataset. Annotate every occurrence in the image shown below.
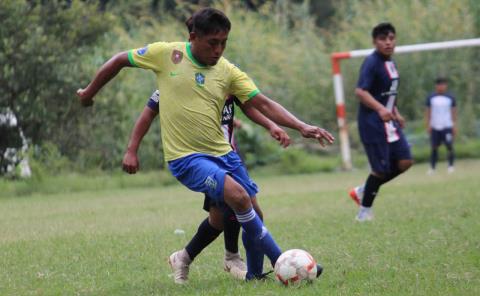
[209,207,224,230]
[399,159,413,172]
[223,176,251,212]
[371,171,386,179]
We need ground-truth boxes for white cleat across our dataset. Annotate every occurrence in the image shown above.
[447,166,455,174]
[224,251,247,280]
[355,206,374,222]
[349,186,365,206]
[427,168,435,175]
[168,249,191,284]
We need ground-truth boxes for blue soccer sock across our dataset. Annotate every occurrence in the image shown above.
[236,208,282,275]
[241,229,264,279]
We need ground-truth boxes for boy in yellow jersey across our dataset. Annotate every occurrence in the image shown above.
[77,8,334,282]
[123,90,289,283]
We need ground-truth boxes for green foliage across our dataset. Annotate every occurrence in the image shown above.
[275,148,338,174]
[2,0,479,177]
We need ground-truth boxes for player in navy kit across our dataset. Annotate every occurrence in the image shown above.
[349,23,413,222]
[425,77,457,174]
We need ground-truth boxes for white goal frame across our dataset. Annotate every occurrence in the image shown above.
[331,38,480,170]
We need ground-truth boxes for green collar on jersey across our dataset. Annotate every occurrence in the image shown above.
[186,43,207,68]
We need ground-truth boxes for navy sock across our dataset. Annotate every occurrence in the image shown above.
[430,148,438,169]
[361,174,384,207]
[223,206,240,254]
[236,208,281,277]
[447,145,455,167]
[185,218,222,261]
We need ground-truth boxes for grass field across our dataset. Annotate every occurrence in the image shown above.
[1,160,479,295]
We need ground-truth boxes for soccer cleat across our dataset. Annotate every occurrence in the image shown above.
[168,249,191,284]
[349,186,364,206]
[355,207,374,222]
[447,166,455,174]
[224,251,247,280]
[427,168,435,175]
[246,270,274,281]
[316,264,323,278]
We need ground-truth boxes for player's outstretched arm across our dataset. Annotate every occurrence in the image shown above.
[77,52,132,107]
[123,107,158,174]
[238,102,290,148]
[245,93,334,147]
[355,88,396,122]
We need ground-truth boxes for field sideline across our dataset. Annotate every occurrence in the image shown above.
[1,160,479,295]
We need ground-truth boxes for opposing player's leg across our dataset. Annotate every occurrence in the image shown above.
[169,207,223,284]
[357,137,412,221]
[445,129,455,173]
[222,205,247,280]
[354,142,389,221]
[429,129,441,174]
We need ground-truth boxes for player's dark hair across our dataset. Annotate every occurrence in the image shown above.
[185,16,193,33]
[435,77,448,84]
[372,22,396,39]
[190,8,231,36]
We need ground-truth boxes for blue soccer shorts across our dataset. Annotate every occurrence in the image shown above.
[363,135,412,174]
[168,151,258,203]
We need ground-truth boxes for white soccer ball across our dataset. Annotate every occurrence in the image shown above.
[274,249,318,286]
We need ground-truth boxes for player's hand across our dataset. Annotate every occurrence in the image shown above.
[122,150,139,174]
[452,126,457,137]
[299,124,335,147]
[396,114,406,128]
[269,126,290,148]
[377,107,396,122]
[76,88,94,107]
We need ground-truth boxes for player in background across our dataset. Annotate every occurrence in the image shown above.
[425,77,457,174]
[349,23,413,222]
[122,89,290,283]
[77,8,333,281]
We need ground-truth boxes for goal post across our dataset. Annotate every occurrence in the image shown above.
[331,38,480,170]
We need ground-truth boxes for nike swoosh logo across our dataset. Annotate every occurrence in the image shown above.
[169,72,179,77]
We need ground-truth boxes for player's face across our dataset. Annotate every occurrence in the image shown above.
[373,32,396,57]
[435,83,448,93]
[190,30,229,66]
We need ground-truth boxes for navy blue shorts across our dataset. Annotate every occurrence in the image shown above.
[363,135,412,174]
[168,151,258,203]
[431,128,454,147]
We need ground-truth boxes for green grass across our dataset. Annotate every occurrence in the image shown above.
[1,160,479,295]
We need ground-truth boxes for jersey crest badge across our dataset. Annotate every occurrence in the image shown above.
[137,46,148,56]
[171,50,183,64]
[195,73,205,86]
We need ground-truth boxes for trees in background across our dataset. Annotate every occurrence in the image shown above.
[1,0,479,176]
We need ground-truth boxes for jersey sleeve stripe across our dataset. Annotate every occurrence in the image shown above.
[128,50,138,67]
[247,89,260,99]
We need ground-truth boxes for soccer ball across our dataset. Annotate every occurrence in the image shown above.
[274,249,318,286]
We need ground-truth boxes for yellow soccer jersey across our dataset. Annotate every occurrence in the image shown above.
[128,42,260,161]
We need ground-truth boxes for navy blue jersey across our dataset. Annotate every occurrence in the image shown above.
[425,92,456,130]
[146,90,239,148]
[357,51,403,143]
